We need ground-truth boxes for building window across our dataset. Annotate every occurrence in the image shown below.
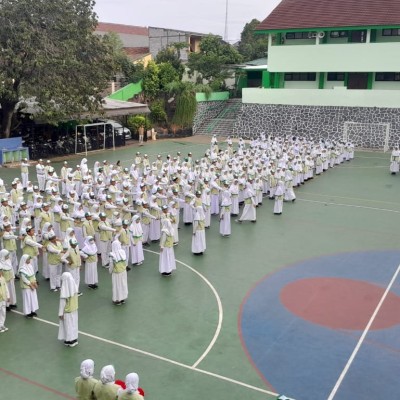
[285,73,316,81]
[330,31,348,38]
[382,29,400,36]
[327,73,345,81]
[375,72,400,81]
[285,32,311,40]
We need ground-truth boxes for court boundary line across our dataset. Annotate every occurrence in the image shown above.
[0,367,75,399]
[143,249,223,369]
[327,263,400,400]
[10,310,277,397]
[298,198,400,214]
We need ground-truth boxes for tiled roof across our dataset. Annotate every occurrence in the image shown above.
[123,47,151,61]
[96,22,148,36]
[256,0,400,31]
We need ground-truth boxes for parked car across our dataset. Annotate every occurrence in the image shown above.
[98,119,132,140]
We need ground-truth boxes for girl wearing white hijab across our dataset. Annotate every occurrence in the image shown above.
[109,239,128,305]
[18,255,39,318]
[129,215,144,266]
[274,181,285,215]
[117,373,144,400]
[72,203,85,248]
[75,359,98,400]
[219,183,232,237]
[93,365,119,400]
[58,272,79,347]
[192,205,206,255]
[237,181,257,223]
[0,265,10,333]
[159,218,176,276]
[41,222,55,280]
[0,250,16,311]
[63,227,76,250]
[80,236,98,289]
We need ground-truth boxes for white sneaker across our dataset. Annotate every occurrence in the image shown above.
[69,341,78,347]
[0,326,8,333]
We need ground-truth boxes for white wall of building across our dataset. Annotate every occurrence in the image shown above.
[243,87,400,108]
[268,42,400,72]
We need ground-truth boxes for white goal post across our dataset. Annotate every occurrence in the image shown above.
[343,122,390,152]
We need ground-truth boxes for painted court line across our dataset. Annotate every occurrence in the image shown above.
[298,198,400,214]
[11,310,277,397]
[143,248,223,369]
[297,191,400,207]
[327,263,400,400]
[0,367,75,399]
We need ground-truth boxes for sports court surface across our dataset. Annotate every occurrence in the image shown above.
[1,136,400,400]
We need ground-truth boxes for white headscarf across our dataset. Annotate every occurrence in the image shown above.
[80,359,95,379]
[0,249,12,271]
[100,365,115,384]
[161,217,174,237]
[275,181,285,196]
[19,217,31,236]
[194,205,205,221]
[125,372,139,394]
[129,215,143,237]
[18,254,34,276]
[60,272,78,299]
[110,239,126,262]
[81,236,97,256]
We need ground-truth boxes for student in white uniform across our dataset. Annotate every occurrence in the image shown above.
[80,236,99,290]
[18,255,39,318]
[192,205,206,255]
[58,272,79,347]
[109,239,128,305]
[0,266,10,333]
[159,218,176,276]
[129,215,144,266]
[0,250,16,312]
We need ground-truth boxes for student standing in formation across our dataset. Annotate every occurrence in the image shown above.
[192,205,206,255]
[80,236,99,290]
[219,182,232,237]
[22,226,43,274]
[159,217,176,276]
[390,146,400,174]
[18,255,39,318]
[129,215,144,266]
[47,234,65,292]
[62,239,82,296]
[20,158,29,190]
[237,181,257,223]
[93,365,120,400]
[58,272,79,347]
[0,264,10,332]
[109,240,128,306]
[0,250,17,311]
[117,373,144,400]
[98,213,116,268]
[75,359,98,400]
[274,181,285,215]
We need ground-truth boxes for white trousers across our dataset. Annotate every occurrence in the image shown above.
[0,301,6,327]
[49,263,62,289]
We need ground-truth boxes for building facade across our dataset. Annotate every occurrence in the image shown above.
[232,0,400,148]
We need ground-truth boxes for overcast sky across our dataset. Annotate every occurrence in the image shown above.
[94,0,281,43]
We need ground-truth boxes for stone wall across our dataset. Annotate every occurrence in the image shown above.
[193,101,227,135]
[233,104,400,148]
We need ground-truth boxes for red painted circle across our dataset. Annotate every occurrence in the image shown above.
[280,277,400,330]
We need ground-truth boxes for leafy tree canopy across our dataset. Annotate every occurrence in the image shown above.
[155,43,185,79]
[0,0,116,137]
[187,35,242,89]
[237,19,269,62]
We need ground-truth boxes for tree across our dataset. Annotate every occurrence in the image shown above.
[155,43,185,79]
[158,63,180,92]
[187,35,242,90]
[141,61,160,100]
[238,19,269,62]
[0,0,115,138]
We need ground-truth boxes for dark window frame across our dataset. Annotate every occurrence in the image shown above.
[284,73,316,81]
[382,28,400,36]
[327,72,345,81]
[330,31,348,38]
[285,32,311,40]
[375,72,400,81]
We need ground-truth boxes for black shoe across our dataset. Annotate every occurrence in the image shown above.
[126,266,131,271]
[251,220,257,223]
[14,275,20,281]
[9,304,17,309]
[6,307,10,312]
[26,313,34,319]
[93,284,98,289]
[142,242,150,247]
[32,312,38,317]
[121,300,126,304]
[88,284,95,289]
[161,272,172,276]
